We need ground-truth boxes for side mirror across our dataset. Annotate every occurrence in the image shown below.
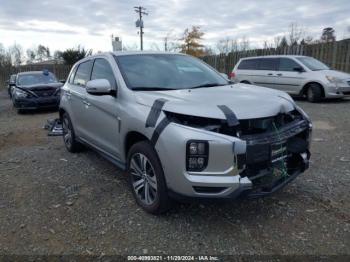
[86,79,113,95]
[293,67,305,73]
[9,82,16,87]
[220,73,229,79]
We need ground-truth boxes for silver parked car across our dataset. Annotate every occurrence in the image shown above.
[59,52,312,214]
[231,55,350,102]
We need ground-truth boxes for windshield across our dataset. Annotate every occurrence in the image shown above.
[296,57,329,71]
[17,72,58,86]
[114,54,229,90]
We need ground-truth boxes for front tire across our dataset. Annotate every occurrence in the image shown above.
[307,83,322,102]
[61,112,83,153]
[127,141,171,214]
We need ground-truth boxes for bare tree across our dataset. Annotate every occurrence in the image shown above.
[163,31,179,52]
[273,36,282,48]
[0,43,12,68]
[287,23,305,46]
[9,43,23,66]
[231,39,239,52]
[238,36,250,51]
[216,37,231,54]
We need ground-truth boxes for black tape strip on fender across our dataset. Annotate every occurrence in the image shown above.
[217,105,239,126]
[145,98,168,128]
[151,117,170,145]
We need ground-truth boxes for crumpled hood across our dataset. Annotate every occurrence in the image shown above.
[135,84,296,120]
[19,82,63,90]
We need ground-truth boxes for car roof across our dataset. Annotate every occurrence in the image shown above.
[240,55,307,60]
[112,51,185,57]
[17,71,53,76]
[75,51,186,66]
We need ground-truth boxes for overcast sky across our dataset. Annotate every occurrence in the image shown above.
[0,0,349,53]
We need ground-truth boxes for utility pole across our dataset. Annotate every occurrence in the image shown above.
[134,6,148,51]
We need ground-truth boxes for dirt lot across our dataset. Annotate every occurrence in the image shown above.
[0,88,349,257]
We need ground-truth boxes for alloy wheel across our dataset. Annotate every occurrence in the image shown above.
[129,153,158,205]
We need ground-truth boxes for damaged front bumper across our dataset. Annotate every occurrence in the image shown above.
[13,96,60,110]
[155,111,312,201]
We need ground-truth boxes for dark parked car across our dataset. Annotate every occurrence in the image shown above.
[12,71,63,113]
[6,74,17,98]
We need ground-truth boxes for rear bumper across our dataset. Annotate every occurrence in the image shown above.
[13,96,59,109]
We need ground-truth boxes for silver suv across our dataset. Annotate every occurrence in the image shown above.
[231,55,350,102]
[59,52,312,214]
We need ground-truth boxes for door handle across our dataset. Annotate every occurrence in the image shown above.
[267,73,273,76]
[65,90,72,99]
[277,73,283,76]
[83,100,91,107]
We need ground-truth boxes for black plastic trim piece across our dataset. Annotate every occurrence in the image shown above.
[150,117,170,145]
[217,105,239,126]
[145,98,168,128]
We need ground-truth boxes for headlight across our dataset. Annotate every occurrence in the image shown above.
[295,105,311,123]
[186,140,209,171]
[326,75,343,84]
[15,88,29,98]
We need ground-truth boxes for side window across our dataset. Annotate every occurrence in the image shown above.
[237,59,259,70]
[68,66,78,84]
[258,58,278,71]
[278,58,300,72]
[91,58,117,89]
[73,60,93,86]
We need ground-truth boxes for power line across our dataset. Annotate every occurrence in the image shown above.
[134,6,148,51]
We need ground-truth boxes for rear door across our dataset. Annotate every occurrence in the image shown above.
[253,58,279,89]
[84,57,121,158]
[235,58,259,83]
[68,60,93,139]
[275,58,305,94]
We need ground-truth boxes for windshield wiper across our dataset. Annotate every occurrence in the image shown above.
[188,83,227,89]
[132,87,176,91]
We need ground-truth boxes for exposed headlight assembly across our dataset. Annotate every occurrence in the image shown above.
[15,88,30,98]
[186,140,209,171]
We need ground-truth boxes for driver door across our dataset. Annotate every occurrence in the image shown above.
[84,58,121,158]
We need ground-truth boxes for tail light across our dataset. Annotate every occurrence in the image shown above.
[229,72,235,79]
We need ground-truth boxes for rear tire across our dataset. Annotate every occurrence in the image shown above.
[61,112,83,153]
[127,141,171,214]
[307,83,322,102]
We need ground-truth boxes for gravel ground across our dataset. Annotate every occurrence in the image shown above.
[0,89,349,257]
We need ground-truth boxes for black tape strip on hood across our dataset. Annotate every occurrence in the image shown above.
[145,98,168,128]
[217,105,239,126]
[151,117,170,145]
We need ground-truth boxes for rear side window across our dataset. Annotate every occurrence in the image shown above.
[278,58,300,71]
[68,66,78,84]
[258,58,278,70]
[91,58,117,89]
[237,59,259,70]
[73,60,93,86]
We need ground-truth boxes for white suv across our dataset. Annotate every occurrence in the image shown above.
[231,55,350,102]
